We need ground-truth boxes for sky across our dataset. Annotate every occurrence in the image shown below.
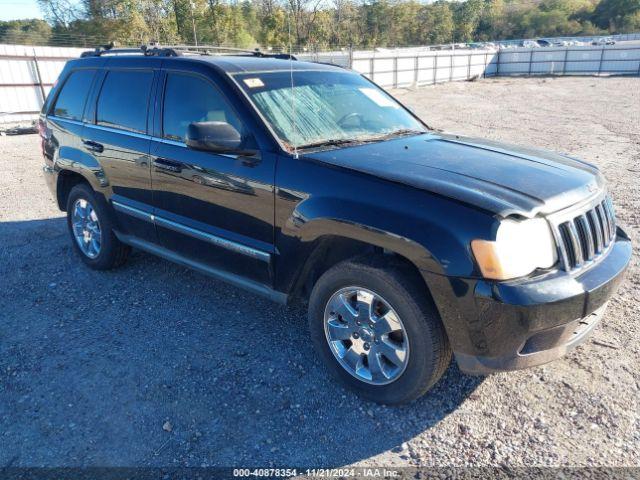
[0,0,44,21]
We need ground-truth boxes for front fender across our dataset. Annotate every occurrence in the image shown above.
[285,194,495,278]
[273,154,498,299]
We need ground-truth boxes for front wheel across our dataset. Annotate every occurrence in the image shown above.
[308,257,451,404]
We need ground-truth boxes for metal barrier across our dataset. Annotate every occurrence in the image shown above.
[352,44,640,88]
[351,50,499,87]
[0,45,82,125]
[497,45,640,76]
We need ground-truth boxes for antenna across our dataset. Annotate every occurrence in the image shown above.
[287,8,299,159]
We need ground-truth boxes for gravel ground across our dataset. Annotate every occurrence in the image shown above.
[0,76,638,468]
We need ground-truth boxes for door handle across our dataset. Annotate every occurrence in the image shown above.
[153,158,183,173]
[82,140,104,153]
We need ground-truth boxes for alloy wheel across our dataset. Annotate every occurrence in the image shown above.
[323,286,409,385]
[71,198,102,259]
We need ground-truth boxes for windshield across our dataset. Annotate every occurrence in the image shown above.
[234,70,426,150]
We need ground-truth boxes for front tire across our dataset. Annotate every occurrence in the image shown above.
[66,183,130,270]
[308,257,451,404]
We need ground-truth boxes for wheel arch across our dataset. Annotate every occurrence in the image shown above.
[286,218,441,307]
[53,144,109,211]
[56,169,93,211]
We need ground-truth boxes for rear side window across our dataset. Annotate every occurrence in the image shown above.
[52,69,96,120]
[162,73,244,142]
[96,70,153,133]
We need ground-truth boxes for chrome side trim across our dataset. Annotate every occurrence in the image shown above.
[155,138,186,147]
[154,216,270,262]
[114,232,286,304]
[49,117,238,157]
[84,123,151,140]
[149,137,238,159]
[112,201,154,222]
[111,200,270,263]
[49,116,84,126]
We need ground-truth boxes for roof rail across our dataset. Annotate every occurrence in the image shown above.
[80,43,182,58]
[148,44,297,60]
[80,42,140,57]
[80,43,297,60]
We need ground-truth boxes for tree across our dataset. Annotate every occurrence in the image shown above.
[0,19,52,44]
[331,0,360,46]
[591,0,640,31]
[360,0,393,47]
[255,1,288,48]
[417,1,454,45]
[11,0,640,49]
[453,0,485,42]
[476,0,506,41]
[37,0,81,26]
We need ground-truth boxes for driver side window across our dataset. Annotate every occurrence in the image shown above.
[162,72,245,142]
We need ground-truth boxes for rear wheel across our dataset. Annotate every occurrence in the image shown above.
[308,257,451,404]
[66,184,130,270]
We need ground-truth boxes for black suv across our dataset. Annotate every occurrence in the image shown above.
[40,46,631,404]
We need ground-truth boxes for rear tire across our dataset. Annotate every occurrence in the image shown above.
[66,183,130,270]
[308,256,451,405]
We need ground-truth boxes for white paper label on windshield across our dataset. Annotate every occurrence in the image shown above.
[243,78,265,88]
[359,87,399,108]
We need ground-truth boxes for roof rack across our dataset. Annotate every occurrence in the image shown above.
[80,43,297,60]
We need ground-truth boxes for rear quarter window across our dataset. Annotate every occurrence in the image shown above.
[51,69,96,121]
[96,70,153,133]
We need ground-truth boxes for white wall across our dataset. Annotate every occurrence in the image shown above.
[497,43,640,76]
[351,48,498,87]
[350,43,640,88]
[0,44,84,124]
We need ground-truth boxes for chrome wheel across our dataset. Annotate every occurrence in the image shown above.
[71,198,102,259]
[324,287,409,385]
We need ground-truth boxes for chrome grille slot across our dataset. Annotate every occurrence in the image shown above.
[566,220,584,267]
[550,194,616,272]
[587,209,603,253]
[577,214,594,260]
[596,203,610,244]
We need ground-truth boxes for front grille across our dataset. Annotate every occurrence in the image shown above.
[551,195,616,271]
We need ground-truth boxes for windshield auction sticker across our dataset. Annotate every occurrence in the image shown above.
[358,87,399,108]
[243,78,265,88]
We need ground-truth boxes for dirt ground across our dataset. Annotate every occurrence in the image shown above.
[0,76,638,468]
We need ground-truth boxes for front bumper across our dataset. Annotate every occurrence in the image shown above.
[426,227,632,375]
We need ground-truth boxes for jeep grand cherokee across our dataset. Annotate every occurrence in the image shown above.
[40,46,631,404]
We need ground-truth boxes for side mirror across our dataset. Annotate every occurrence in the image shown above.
[186,121,249,154]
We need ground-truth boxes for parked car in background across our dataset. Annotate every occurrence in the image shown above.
[522,40,541,48]
[40,45,631,404]
[592,37,616,46]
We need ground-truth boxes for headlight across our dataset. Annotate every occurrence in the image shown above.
[471,218,557,280]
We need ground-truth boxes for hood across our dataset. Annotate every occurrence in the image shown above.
[304,132,604,218]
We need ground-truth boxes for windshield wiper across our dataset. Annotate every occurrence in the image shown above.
[296,138,362,150]
[296,130,425,151]
[377,128,425,139]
